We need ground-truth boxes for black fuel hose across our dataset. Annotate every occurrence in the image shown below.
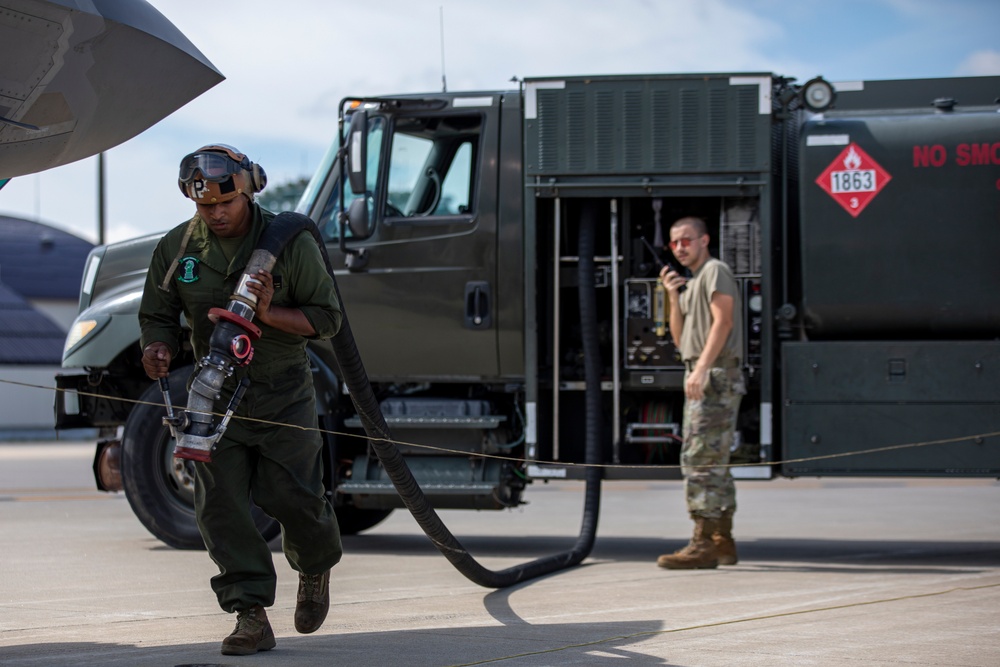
[270,211,602,588]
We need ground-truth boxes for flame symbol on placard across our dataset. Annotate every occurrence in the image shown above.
[843,146,862,170]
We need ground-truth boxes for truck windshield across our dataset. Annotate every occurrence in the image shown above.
[295,139,339,217]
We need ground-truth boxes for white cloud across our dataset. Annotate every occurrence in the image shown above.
[155,0,797,145]
[955,49,1000,76]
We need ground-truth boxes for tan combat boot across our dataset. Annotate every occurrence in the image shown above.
[657,516,720,569]
[712,511,738,565]
[294,569,331,634]
[221,604,276,656]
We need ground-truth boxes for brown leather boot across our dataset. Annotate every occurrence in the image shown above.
[294,569,331,634]
[221,604,276,656]
[657,517,720,569]
[712,512,738,565]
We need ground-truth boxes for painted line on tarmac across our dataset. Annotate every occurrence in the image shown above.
[0,489,119,502]
[448,581,1000,666]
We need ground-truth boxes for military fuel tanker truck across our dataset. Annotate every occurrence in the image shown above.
[55,72,1000,549]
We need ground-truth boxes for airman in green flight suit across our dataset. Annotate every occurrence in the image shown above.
[139,144,342,656]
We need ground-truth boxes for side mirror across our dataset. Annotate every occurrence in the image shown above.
[347,196,372,238]
[347,109,368,196]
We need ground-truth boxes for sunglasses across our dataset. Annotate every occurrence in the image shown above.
[668,237,699,250]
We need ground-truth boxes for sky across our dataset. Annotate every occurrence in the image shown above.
[2,0,999,245]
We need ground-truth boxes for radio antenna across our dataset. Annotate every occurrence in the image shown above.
[439,6,447,92]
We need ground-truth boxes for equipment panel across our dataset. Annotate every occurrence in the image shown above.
[624,278,682,370]
[525,74,774,178]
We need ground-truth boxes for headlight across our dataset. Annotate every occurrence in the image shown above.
[63,318,105,357]
[802,77,836,113]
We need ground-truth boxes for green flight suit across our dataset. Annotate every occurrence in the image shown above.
[139,203,343,612]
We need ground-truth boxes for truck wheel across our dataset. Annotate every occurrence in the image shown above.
[335,506,393,535]
[120,367,280,550]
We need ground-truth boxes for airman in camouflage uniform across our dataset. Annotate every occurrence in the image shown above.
[658,216,745,569]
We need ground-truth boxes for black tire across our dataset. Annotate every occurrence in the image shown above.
[335,506,393,535]
[120,367,280,549]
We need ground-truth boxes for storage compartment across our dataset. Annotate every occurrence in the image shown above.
[781,341,1000,475]
[783,341,1000,403]
[782,403,999,476]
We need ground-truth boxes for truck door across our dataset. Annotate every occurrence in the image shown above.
[317,100,500,381]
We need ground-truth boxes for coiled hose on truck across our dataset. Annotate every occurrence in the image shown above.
[269,210,603,588]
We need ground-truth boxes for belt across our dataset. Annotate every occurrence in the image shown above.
[684,358,741,371]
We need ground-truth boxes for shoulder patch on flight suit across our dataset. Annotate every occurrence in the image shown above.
[177,256,200,283]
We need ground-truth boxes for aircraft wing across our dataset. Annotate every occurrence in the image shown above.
[0,0,224,179]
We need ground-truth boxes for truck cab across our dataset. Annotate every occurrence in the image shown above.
[300,92,525,382]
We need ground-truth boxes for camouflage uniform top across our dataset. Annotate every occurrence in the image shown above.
[139,203,342,385]
[677,257,743,365]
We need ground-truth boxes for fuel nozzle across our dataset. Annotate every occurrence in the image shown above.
[170,272,265,462]
[172,375,251,462]
[168,213,305,463]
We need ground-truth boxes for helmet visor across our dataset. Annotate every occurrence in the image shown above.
[178,151,245,183]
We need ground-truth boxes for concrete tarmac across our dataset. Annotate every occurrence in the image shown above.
[1,441,998,666]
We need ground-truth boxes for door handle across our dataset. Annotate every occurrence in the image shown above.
[465,281,491,329]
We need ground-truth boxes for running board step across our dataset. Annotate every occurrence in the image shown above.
[337,481,497,495]
[344,397,505,429]
[343,415,505,429]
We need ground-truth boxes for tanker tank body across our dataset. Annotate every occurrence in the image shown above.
[779,75,1000,478]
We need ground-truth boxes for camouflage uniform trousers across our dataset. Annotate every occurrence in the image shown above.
[681,366,746,520]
